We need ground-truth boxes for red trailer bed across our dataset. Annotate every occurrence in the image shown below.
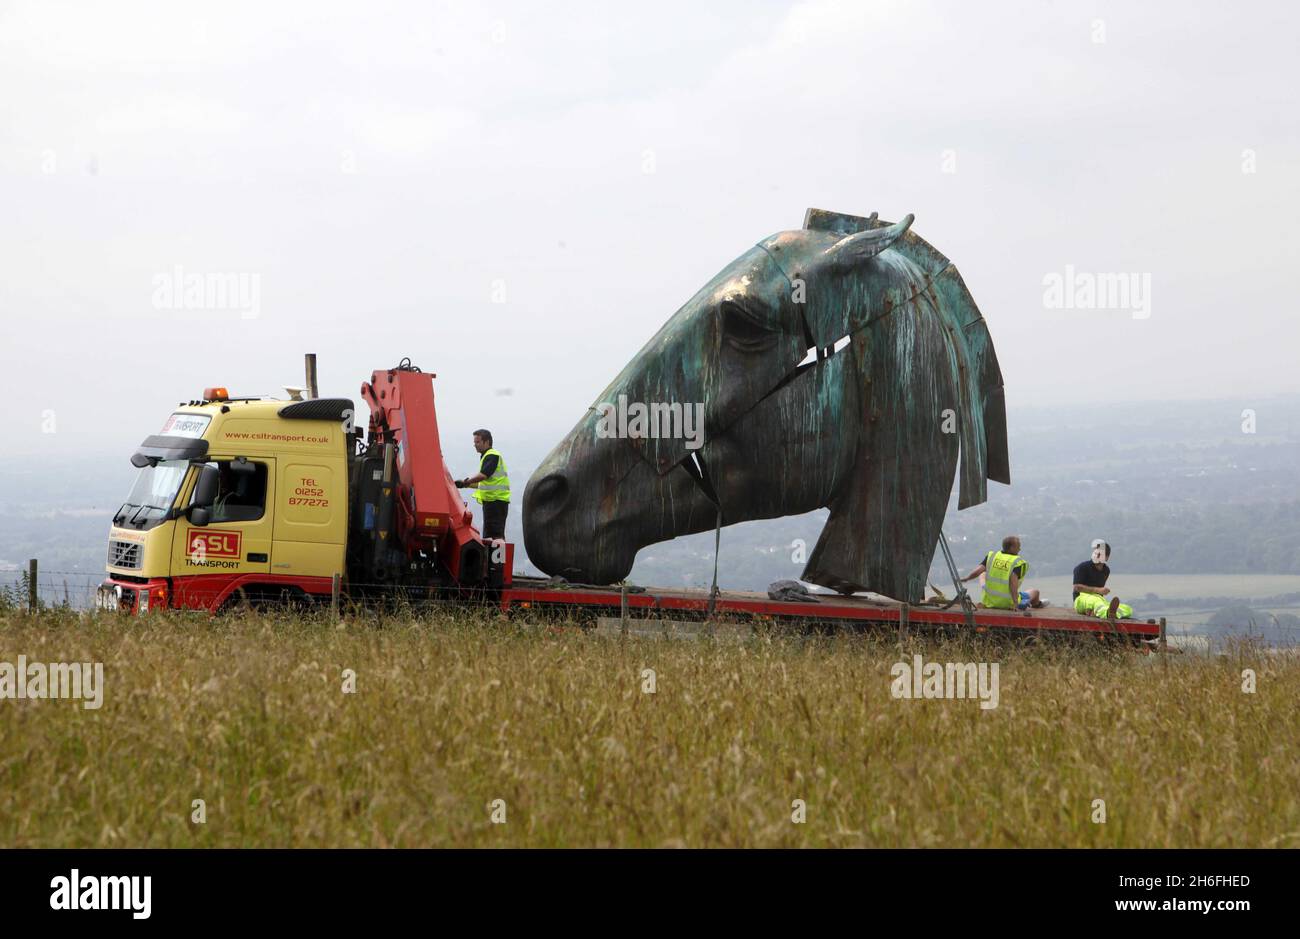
[500,578,1161,642]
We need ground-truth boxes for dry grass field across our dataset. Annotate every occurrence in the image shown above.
[1,607,1296,848]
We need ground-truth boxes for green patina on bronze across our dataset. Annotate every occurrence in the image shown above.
[523,208,1009,602]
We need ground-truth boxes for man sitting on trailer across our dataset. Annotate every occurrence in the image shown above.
[959,535,1043,610]
[454,429,511,540]
[1072,539,1132,620]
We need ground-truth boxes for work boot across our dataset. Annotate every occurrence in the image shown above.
[1106,596,1121,619]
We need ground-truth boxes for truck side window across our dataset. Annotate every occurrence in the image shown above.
[202,461,268,523]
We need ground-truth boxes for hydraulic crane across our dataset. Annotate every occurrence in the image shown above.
[352,358,496,592]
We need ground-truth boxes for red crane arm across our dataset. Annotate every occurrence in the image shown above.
[360,365,483,577]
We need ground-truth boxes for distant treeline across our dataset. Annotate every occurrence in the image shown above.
[944,501,1300,576]
[1144,592,1300,610]
[630,501,1300,593]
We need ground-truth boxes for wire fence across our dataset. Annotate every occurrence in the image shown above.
[2,560,1297,651]
[0,567,510,614]
[0,568,104,610]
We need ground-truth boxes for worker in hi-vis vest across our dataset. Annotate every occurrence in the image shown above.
[1071,539,1132,620]
[453,429,510,540]
[959,535,1044,610]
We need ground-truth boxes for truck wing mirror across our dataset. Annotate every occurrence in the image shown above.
[191,464,220,509]
[189,506,211,527]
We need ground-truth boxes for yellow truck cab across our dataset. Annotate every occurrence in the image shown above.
[99,388,351,613]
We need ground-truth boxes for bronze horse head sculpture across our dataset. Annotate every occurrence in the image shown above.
[523,209,1009,601]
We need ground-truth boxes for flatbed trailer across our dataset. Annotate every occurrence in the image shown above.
[499,577,1162,643]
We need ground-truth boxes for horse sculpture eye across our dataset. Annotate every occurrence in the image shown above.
[720,300,775,353]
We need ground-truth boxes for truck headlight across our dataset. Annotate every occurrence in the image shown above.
[138,583,167,614]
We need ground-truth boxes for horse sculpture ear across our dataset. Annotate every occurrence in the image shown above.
[820,214,915,269]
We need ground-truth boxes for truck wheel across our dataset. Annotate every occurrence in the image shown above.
[221,586,259,616]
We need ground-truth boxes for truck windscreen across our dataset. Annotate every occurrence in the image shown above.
[113,459,190,530]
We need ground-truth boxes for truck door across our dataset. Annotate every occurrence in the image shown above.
[273,459,347,580]
[171,457,276,598]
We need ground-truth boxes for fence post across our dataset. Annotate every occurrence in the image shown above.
[331,573,341,621]
[620,582,628,635]
[1159,616,1167,653]
[27,559,38,613]
[899,601,909,642]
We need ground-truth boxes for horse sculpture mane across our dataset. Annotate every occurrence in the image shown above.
[523,208,1009,602]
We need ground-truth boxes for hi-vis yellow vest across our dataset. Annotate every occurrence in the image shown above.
[473,448,510,504]
[981,550,1026,610]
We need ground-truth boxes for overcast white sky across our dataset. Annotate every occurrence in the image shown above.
[1,0,1297,465]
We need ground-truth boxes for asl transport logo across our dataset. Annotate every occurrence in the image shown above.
[188,529,242,561]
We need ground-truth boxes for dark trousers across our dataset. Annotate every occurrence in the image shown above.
[481,500,509,540]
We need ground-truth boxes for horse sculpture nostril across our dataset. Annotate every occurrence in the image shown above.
[531,472,570,513]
